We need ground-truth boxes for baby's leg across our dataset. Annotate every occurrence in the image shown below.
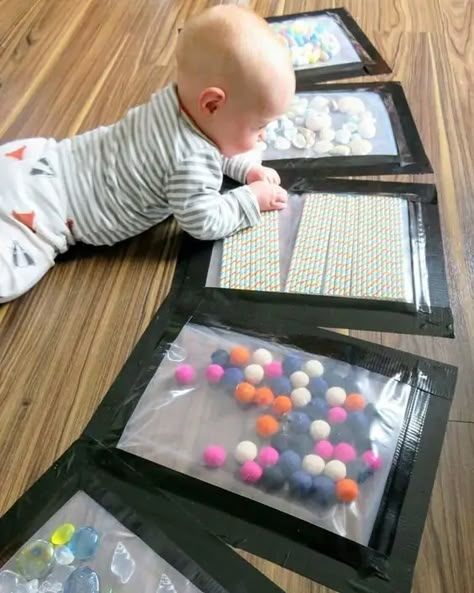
[0,139,72,303]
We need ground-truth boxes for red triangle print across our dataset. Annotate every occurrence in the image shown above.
[5,145,27,160]
[12,210,36,232]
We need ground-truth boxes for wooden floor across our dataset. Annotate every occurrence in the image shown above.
[0,1,473,591]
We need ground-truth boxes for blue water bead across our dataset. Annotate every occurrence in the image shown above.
[68,527,100,561]
[312,475,337,507]
[260,465,287,492]
[221,367,244,391]
[308,377,329,397]
[282,355,302,377]
[346,460,373,484]
[278,450,302,477]
[303,398,328,420]
[288,434,314,457]
[211,349,230,367]
[287,412,311,434]
[347,411,370,435]
[268,376,292,396]
[64,567,100,593]
[289,471,313,497]
[271,432,292,452]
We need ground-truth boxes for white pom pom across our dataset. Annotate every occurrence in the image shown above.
[324,460,347,481]
[244,364,265,385]
[310,420,331,441]
[302,454,325,476]
[325,387,347,407]
[303,360,324,377]
[290,371,310,388]
[291,387,311,408]
[235,441,258,464]
[252,348,273,366]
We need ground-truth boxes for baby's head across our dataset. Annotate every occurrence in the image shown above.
[177,5,295,157]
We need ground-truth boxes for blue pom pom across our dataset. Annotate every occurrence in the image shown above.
[288,434,314,457]
[312,475,336,506]
[271,432,292,453]
[303,398,328,420]
[260,466,286,492]
[287,412,311,434]
[211,349,229,367]
[308,377,328,397]
[221,367,244,391]
[278,450,302,477]
[346,460,373,484]
[347,411,370,434]
[268,376,292,396]
[288,471,313,497]
[282,355,302,376]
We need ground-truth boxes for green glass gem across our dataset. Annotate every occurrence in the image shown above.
[16,539,54,580]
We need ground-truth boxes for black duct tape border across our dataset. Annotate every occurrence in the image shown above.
[266,8,392,83]
[0,441,285,593]
[174,179,454,338]
[264,82,432,176]
[84,293,457,593]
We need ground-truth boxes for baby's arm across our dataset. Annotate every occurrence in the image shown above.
[223,151,282,186]
[166,152,260,241]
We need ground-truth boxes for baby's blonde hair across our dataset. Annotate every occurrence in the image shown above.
[177,5,294,111]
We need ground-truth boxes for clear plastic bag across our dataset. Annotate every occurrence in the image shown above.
[0,491,202,593]
[262,91,397,160]
[207,193,414,305]
[269,14,362,71]
[118,323,411,546]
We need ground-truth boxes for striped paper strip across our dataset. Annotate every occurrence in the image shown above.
[220,211,280,291]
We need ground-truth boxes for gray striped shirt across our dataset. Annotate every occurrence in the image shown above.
[56,83,261,245]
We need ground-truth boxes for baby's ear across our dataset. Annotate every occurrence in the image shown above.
[200,87,226,115]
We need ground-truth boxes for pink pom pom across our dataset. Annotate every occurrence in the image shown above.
[314,440,334,459]
[333,443,356,464]
[257,446,279,468]
[327,406,347,424]
[203,445,227,468]
[240,460,263,483]
[362,450,382,470]
[206,364,224,383]
[175,364,196,385]
[264,361,283,378]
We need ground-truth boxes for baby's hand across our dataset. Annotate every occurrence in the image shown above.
[248,181,288,212]
[246,165,281,185]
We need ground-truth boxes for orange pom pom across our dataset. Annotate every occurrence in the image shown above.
[254,387,274,407]
[272,395,292,416]
[345,393,366,412]
[256,415,280,437]
[230,346,251,366]
[336,479,359,503]
[234,382,256,404]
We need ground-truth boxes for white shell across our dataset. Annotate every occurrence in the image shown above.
[235,441,258,464]
[350,138,373,155]
[313,140,334,155]
[305,112,332,132]
[319,128,336,142]
[303,359,324,377]
[359,110,375,123]
[295,103,307,115]
[330,145,351,156]
[310,420,331,441]
[309,97,329,112]
[283,128,297,141]
[274,137,291,150]
[302,455,325,476]
[252,348,273,366]
[280,117,295,130]
[291,387,312,408]
[358,121,377,139]
[294,116,304,126]
[266,130,277,143]
[329,99,339,111]
[290,371,310,388]
[244,364,265,385]
[334,129,351,145]
[338,96,366,115]
[343,122,358,133]
[325,386,347,406]
[266,120,279,132]
[292,133,307,149]
[324,460,347,481]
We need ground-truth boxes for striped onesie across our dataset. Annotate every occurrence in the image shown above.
[0,83,261,302]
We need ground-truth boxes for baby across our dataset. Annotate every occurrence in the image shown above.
[0,5,295,303]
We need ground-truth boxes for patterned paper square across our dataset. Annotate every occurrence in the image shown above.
[220,211,280,291]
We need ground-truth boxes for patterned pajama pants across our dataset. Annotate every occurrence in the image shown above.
[0,139,74,303]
